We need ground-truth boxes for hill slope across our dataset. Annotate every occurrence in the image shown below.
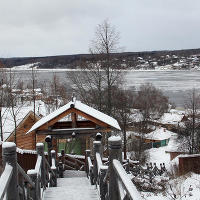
[1,48,200,70]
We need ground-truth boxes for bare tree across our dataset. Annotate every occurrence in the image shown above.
[90,19,123,115]
[113,88,135,159]
[30,67,38,122]
[68,62,105,111]
[68,19,123,115]
[6,69,24,144]
[178,89,200,154]
[129,83,168,163]
[134,83,169,133]
[43,73,69,113]
[50,73,69,109]
[0,62,8,141]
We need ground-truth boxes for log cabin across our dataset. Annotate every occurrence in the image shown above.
[6,110,46,149]
[26,99,121,154]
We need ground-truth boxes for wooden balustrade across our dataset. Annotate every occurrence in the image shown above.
[86,136,142,200]
[0,142,20,200]
[58,149,85,173]
[0,142,58,200]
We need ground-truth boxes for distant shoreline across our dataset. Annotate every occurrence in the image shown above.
[2,68,199,73]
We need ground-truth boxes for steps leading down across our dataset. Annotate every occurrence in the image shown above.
[43,170,99,200]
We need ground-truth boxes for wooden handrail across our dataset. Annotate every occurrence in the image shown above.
[88,137,142,200]
[17,163,35,188]
[44,157,55,178]
[87,157,93,172]
[113,159,141,200]
[0,164,13,199]
[35,155,42,174]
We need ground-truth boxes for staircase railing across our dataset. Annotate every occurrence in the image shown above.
[86,136,142,200]
[0,142,57,200]
[27,143,57,200]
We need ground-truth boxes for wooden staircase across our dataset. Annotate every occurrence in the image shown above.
[43,170,99,200]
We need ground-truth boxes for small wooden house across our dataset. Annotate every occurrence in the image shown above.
[26,100,121,154]
[144,127,172,148]
[134,127,172,148]
[6,111,46,149]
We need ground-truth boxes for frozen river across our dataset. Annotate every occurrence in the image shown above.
[125,70,200,107]
[14,70,200,107]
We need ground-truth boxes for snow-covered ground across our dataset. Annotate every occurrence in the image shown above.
[142,173,200,200]
[146,133,178,169]
[141,134,200,199]
[11,63,40,70]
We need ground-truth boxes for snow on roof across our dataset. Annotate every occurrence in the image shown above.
[158,112,184,125]
[27,100,121,134]
[2,100,46,141]
[145,127,172,141]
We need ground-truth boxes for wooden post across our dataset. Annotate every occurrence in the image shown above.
[27,170,37,200]
[85,150,91,176]
[108,136,122,200]
[58,161,64,178]
[51,150,57,187]
[45,135,52,166]
[99,166,108,200]
[36,143,46,188]
[61,149,65,164]
[93,141,101,185]
[2,142,20,200]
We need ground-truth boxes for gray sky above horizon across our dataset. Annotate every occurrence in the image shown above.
[0,0,200,57]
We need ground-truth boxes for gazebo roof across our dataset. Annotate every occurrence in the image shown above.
[27,100,121,135]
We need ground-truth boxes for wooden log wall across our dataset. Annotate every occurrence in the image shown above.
[179,155,200,175]
[17,152,37,173]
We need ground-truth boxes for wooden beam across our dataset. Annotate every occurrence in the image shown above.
[36,128,111,138]
[37,128,110,134]
[38,108,74,130]
[71,112,77,128]
[52,121,97,129]
[72,108,110,129]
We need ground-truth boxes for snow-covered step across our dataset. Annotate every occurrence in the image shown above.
[43,170,99,200]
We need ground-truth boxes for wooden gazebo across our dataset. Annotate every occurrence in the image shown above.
[27,99,121,154]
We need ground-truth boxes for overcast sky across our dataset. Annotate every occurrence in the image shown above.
[0,0,200,57]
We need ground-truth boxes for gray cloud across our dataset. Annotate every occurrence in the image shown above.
[0,0,200,57]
